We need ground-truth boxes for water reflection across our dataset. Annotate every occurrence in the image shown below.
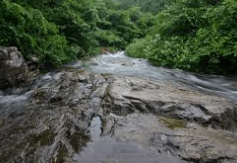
[74,115,185,163]
[74,136,184,163]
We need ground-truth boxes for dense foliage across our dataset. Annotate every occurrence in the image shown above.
[1,0,236,75]
[118,0,175,13]
[126,0,237,75]
[0,0,154,67]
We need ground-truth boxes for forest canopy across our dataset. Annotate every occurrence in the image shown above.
[1,0,237,75]
[0,0,154,67]
[126,0,237,75]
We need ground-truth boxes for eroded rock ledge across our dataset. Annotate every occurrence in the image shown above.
[0,68,237,163]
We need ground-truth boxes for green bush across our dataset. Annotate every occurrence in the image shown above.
[0,0,152,67]
[126,0,237,75]
[0,0,69,67]
[117,0,176,13]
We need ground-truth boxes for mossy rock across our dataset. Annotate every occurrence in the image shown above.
[68,132,90,152]
[29,130,55,147]
[100,73,112,77]
[160,117,185,129]
[33,88,47,99]
[53,142,69,163]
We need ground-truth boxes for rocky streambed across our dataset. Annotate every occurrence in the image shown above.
[1,47,237,163]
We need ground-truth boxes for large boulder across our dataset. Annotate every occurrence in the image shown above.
[0,47,31,89]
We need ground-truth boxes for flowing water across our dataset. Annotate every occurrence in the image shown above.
[63,51,237,162]
[73,51,237,104]
[1,51,237,162]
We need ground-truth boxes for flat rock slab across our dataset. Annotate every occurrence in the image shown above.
[102,75,237,162]
[1,70,237,163]
[107,76,237,130]
[106,113,237,162]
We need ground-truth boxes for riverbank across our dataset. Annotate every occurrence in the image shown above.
[1,48,237,163]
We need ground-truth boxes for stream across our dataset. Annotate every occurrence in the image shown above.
[66,51,237,104]
[66,51,237,162]
[1,51,237,163]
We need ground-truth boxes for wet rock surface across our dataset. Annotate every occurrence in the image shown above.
[0,69,237,163]
[1,51,237,163]
[108,114,237,163]
[0,70,92,163]
[108,76,237,131]
[102,75,237,163]
[0,47,38,90]
[0,47,29,89]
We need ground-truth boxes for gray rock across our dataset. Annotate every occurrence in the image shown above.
[1,70,237,163]
[101,75,237,162]
[26,56,39,71]
[0,47,29,89]
[107,113,237,163]
[108,76,237,130]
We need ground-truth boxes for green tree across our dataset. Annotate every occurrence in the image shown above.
[126,0,237,75]
[0,0,152,67]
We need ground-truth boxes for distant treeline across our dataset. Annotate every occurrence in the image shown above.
[0,0,154,67]
[2,0,236,75]
[126,0,237,75]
